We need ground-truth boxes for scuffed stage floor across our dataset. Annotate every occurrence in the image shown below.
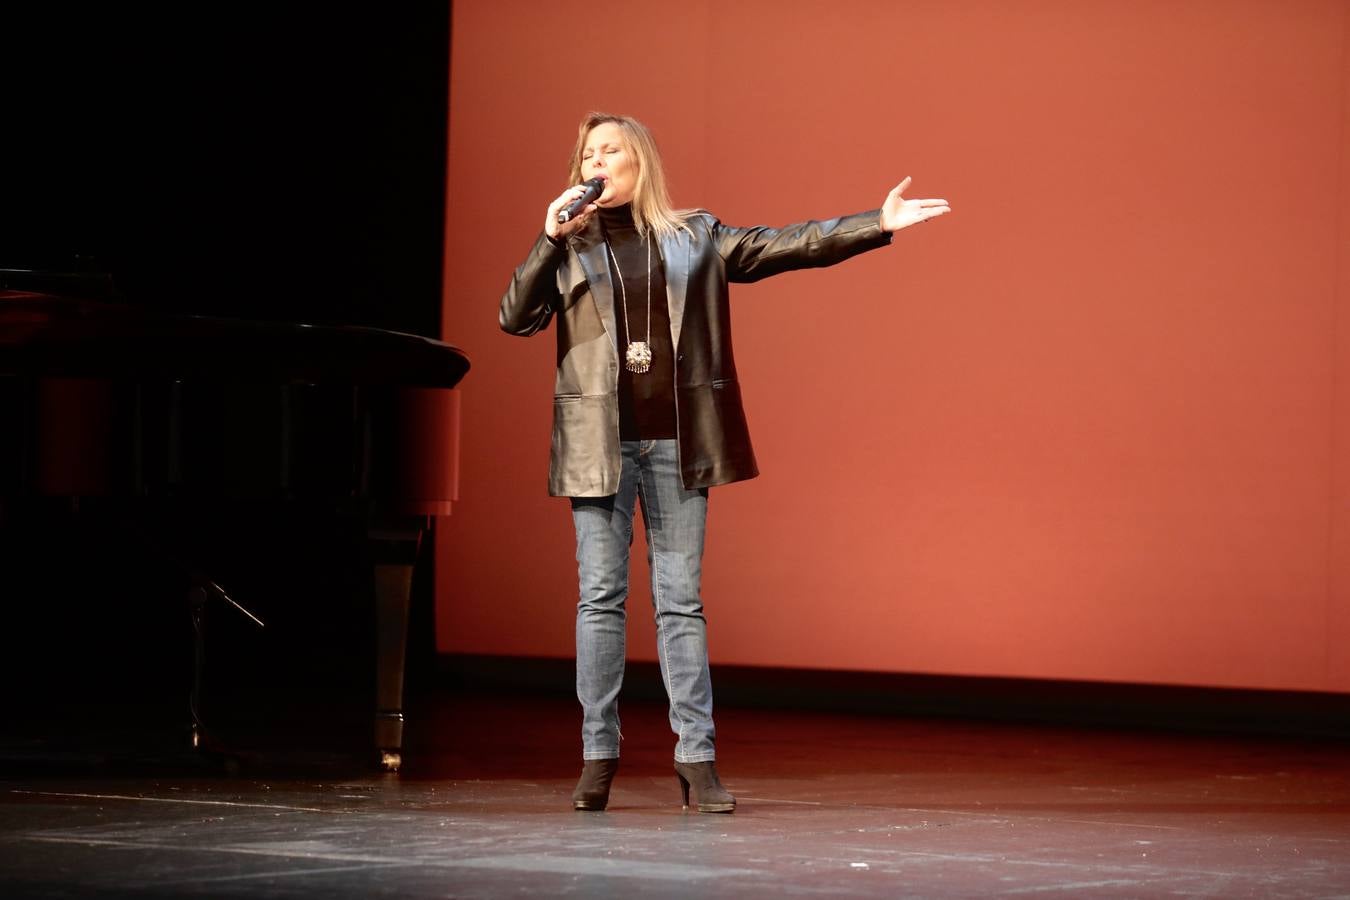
[2,691,1348,897]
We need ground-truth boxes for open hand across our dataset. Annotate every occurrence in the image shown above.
[880,177,951,232]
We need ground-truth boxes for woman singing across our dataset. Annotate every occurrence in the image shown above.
[500,112,950,813]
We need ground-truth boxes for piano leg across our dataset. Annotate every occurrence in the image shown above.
[189,585,209,751]
[371,520,424,773]
[185,575,263,770]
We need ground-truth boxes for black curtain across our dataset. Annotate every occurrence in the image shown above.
[5,5,449,336]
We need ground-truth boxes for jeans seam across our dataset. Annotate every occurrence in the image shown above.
[644,473,691,761]
[575,495,631,759]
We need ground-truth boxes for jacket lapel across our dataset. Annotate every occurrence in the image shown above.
[661,227,691,352]
[569,221,618,355]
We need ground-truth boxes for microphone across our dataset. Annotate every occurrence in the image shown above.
[557,176,607,224]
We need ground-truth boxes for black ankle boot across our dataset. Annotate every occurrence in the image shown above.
[571,758,619,811]
[673,760,736,813]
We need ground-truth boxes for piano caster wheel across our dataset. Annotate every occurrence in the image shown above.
[379,750,402,773]
[191,724,242,774]
[191,723,220,754]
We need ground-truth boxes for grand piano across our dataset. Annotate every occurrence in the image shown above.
[0,269,469,771]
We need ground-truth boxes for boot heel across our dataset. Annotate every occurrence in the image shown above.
[672,761,736,814]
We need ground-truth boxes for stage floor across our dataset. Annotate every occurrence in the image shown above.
[2,690,1349,897]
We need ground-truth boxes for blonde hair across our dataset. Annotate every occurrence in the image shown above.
[566,112,690,240]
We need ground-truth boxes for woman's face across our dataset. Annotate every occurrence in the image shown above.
[580,122,637,207]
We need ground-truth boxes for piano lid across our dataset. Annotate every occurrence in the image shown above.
[1,270,469,388]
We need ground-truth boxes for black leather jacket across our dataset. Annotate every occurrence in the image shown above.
[500,208,892,496]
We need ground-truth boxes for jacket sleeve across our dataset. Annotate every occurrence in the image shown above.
[499,232,568,336]
[712,209,893,284]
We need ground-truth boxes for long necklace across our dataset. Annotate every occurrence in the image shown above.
[605,236,652,374]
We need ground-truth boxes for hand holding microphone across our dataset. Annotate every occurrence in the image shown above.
[559,176,607,224]
[545,175,607,240]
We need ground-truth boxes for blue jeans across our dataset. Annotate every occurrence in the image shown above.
[571,439,716,763]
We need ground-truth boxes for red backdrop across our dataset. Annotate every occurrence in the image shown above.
[438,0,1350,693]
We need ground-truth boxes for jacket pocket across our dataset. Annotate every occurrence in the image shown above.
[550,394,620,496]
[676,380,756,484]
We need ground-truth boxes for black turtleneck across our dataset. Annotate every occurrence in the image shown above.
[599,204,676,441]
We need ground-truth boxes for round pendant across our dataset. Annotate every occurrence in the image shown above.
[625,341,652,374]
